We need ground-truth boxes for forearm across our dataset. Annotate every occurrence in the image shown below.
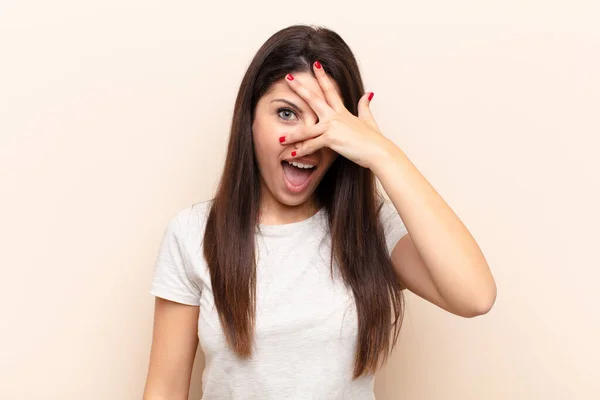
[372,140,497,311]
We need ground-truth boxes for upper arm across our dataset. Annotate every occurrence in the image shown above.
[390,234,449,312]
[379,199,449,312]
[145,209,204,399]
[143,298,200,400]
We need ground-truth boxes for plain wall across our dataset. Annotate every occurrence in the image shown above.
[1,1,598,399]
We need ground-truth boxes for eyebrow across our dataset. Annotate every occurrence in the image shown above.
[270,99,303,113]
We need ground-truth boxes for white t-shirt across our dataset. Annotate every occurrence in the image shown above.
[150,199,408,400]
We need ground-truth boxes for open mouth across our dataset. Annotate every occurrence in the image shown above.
[281,160,317,193]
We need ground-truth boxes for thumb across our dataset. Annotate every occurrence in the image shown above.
[357,92,379,131]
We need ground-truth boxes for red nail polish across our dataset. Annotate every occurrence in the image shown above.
[286,74,294,81]
[368,92,374,101]
[314,61,322,69]
[291,151,297,157]
[279,136,286,143]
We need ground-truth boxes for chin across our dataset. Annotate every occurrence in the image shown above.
[274,189,317,207]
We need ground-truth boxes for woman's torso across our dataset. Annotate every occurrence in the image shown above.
[183,201,376,399]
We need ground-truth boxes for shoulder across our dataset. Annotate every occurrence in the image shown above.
[151,201,213,303]
[377,198,399,224]
[156,199,214,285]
[376,198,408,253]
[169,199,214,242]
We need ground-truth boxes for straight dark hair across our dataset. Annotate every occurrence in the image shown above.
[203,24,404,378]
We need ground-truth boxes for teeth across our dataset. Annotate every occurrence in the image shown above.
[286,160,316,169]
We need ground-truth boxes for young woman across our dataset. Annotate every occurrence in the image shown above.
[143,25,496,399]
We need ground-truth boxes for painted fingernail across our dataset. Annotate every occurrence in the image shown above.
[291,151,297,157]
[314,61,322,69]
[279,136,286,143]
[368,92,374,101]
[286,74,294,81]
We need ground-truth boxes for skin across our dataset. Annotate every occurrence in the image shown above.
[251,71,340,225]
[143,62,497,399]
[279,62,496,318]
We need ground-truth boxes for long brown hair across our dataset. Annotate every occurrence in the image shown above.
[203,25,404,378]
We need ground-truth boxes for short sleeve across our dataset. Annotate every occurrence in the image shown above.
[379,200,409,255]
[150,212,202,306]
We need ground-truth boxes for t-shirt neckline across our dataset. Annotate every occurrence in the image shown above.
[256,207,327,236]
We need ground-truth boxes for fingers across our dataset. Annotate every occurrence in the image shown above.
[289,133,329,159]
[312,61,346,112]
[279,122,329,146]
[284,73,332,119]
[357,91,380,131]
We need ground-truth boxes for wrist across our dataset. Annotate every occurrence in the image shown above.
[369,137,406,176]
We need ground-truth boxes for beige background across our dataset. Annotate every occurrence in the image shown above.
[1,1,599,399]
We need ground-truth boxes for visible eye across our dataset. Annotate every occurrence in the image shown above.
[277,107,298,121]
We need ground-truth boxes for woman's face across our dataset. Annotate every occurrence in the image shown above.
[252,71,340,208]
